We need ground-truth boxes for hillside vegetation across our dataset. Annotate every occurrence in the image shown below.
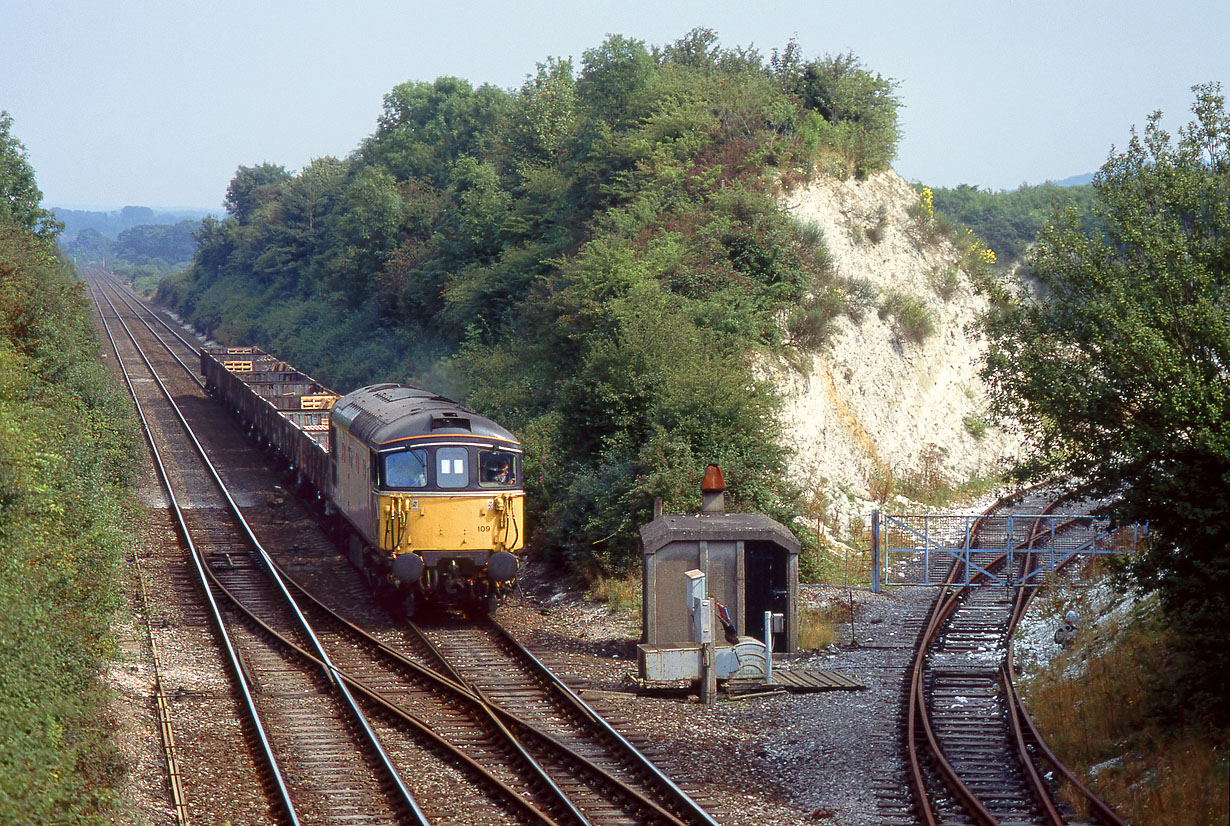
[929,180,1096,267]
[1,113,143,824]
[158,29,903,576]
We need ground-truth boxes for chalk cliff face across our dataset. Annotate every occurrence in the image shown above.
[772,170,1021,530]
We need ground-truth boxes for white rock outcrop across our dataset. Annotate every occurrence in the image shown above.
[773,170,1021,528]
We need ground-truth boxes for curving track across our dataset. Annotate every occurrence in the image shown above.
[86,269,720,826]
[903,489,1129,826]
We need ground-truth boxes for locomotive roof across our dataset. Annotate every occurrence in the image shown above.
[331,383,519,448]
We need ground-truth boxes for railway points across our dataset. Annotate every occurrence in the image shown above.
[88,268,1132,825]
[87,269,725,826]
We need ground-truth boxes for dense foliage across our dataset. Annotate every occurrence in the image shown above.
[980,84,1230,719]
[0,111,61,239]
[158,29,903,576]
[0,114,143,823]
[929,180,1097,267]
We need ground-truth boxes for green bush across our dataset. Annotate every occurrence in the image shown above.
[0,221,142,825]
[963,413,988,439]
[879,289,936,344]
[929,265,961,300]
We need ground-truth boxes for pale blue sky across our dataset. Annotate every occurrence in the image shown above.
[3,0,1226,210]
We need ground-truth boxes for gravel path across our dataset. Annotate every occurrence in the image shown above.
[499,569,945,826]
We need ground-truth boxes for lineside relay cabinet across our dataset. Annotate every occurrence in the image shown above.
[639,512,800,654]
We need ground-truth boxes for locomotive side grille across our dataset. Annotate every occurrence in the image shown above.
[348,409,384,442]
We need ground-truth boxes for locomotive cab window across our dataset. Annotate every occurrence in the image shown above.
[436,447,468,488]
[383,448,427,489]
[480,450,517,487]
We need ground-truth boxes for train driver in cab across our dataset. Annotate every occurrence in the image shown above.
[481,451,516,486]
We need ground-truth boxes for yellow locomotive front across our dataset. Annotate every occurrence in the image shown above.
[329,384,524,615]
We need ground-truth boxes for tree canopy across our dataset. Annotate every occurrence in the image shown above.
[0,111,61,240]
[980,83,1230,717]
[157,29,904,577]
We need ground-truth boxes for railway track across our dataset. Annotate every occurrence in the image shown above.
[410,614,719,826]
[91,272,423,824]
[86,270,719,825]
[902,489,1129,826]
[88,269,1130,825]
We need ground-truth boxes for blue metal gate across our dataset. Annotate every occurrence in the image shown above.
[869,511,1145,592]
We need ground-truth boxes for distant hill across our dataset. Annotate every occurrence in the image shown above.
[1051,172,1095,187]
[51,205,220,240]
[58,214,204,296]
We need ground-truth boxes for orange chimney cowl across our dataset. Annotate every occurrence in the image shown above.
[701,464,725,493]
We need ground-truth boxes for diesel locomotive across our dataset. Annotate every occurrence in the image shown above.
[201,346,524,616]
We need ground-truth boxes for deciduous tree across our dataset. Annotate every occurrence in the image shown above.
[223,163,290,225]
[0,111,60,239]
[981,83,1230,716]
[576,34,653,124]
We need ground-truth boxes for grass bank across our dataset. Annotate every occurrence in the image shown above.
[1019,583,1229,826]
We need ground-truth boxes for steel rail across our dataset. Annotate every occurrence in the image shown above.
[905,495,1013,826]
[1003,658,1129,826]
[186,559,564,826]
[88,282,302,826]
[91,273,205,384]
[1004,548,1067,826]
[907,583,1000,825]
[906,494,1068,826]
[267,551,670,815]
[95,270,714,826]
[92,268,204,356]
[101,269,1130,826]
[407,621,692,826]
[1005,551,1130,826]
[94,280,430,825]
[236,525,692,826]
[400,624,600,826]
[485,617,723,826]
[274,559,692,826]
[907,490,1127,826]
